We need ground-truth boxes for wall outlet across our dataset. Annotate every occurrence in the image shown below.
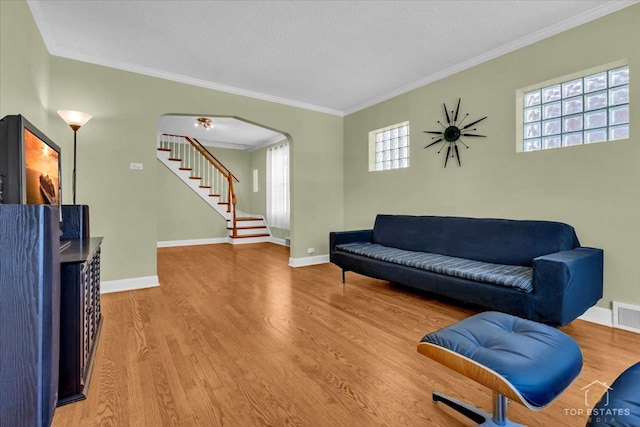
[307,248,315,254]
[130,162,143,170]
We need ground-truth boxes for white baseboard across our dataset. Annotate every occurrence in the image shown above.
[101,275,159,294]
[157,237,228,247]
[229,236,271,245]
[288,254,330,268]
[578,305,613,327]
[269,236,288,246]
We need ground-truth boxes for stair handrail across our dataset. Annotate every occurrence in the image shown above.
[162,133,239,183]
[192,137,239,183]
[162,133,238,234]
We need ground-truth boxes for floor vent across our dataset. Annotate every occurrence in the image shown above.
[612,302,640,334]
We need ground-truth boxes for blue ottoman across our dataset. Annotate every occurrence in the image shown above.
[418,311,583,426]
[587,361,640,427]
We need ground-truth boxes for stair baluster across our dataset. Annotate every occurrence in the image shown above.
[157,133,270,242]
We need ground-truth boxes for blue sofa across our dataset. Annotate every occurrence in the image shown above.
[329,214,603,326]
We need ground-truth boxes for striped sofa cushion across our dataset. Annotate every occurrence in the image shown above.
[336,242,533,293]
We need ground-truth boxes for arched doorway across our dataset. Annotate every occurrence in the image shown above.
[155,114,291,252]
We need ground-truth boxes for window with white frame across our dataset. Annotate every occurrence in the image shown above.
[520,64,629,152]
[266,142,289,230]
[369,122,410,171]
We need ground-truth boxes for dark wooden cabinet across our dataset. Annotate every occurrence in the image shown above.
[58,237,103,405]
[0,205,61,427]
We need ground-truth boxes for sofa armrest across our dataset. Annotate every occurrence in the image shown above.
[329,230,372,254]
[533,247,604,325]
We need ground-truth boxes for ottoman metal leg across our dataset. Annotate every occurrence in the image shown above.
[432,391,525,427]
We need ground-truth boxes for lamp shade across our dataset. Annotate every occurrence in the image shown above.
[57,110,92,129]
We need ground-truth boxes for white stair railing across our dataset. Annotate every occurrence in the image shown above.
[158,134,239,235]
[157,134,272,242]
[159,134,230,204]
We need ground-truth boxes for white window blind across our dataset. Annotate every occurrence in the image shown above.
[266,142,290,230]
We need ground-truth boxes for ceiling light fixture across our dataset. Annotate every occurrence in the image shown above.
[194,117,213,130]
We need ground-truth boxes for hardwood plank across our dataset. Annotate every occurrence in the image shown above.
[53,243,640,427]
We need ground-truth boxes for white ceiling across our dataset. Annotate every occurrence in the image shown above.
[27,1,636,147]
[157,115,286,151]
[28,0,636,116]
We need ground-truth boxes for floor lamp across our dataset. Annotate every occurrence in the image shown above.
[57,110,92,205]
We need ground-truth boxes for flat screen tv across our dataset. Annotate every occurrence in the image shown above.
[0,114,62,222]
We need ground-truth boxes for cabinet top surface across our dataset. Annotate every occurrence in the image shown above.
[60,237,103,264]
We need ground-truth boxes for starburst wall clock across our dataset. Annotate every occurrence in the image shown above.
[423,98,487,167]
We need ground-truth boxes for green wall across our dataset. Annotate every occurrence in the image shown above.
[1,0,343,281]
[46,58,343,280]
[156,163,228,242]
[343,5,640,308]
[3,0,638,310]
[0,0,50,129]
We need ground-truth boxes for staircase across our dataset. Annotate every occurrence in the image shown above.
[157,134,271,244]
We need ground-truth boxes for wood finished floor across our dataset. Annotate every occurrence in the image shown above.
[53,243,640,427]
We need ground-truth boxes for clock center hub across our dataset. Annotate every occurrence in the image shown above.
[444,126,461,142]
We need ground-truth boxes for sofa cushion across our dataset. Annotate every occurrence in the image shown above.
[337,242,533,292]
[371,215,580,266]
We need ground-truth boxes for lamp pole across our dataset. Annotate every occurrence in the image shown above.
[71,125,80,204]
[57,110,92,205]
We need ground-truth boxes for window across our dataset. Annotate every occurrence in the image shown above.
[519,64,629,152]
[266,142,289,230]
[369,121,410,171]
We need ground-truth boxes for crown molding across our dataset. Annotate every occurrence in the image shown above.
[28,0,637,118]
[47,47,346,117]
[343,0,639,116]
[27,0,343,117]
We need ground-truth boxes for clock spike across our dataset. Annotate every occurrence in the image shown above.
[424,138,443,148]
[444,144,451,168]
[461,116,487,130]
[457,113,470,127]
[428,100,487,167]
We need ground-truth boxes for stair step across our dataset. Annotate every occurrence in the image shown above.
[189,176,202,180]
[208,194,221,197]
[218,202,230,205]
[179,167,192,171]
[199,185,211,189]
[233,217,263,222]
[227,225,267,230]
[157,148,171,152]
[230,233,270,239]
[168,158,182,161]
